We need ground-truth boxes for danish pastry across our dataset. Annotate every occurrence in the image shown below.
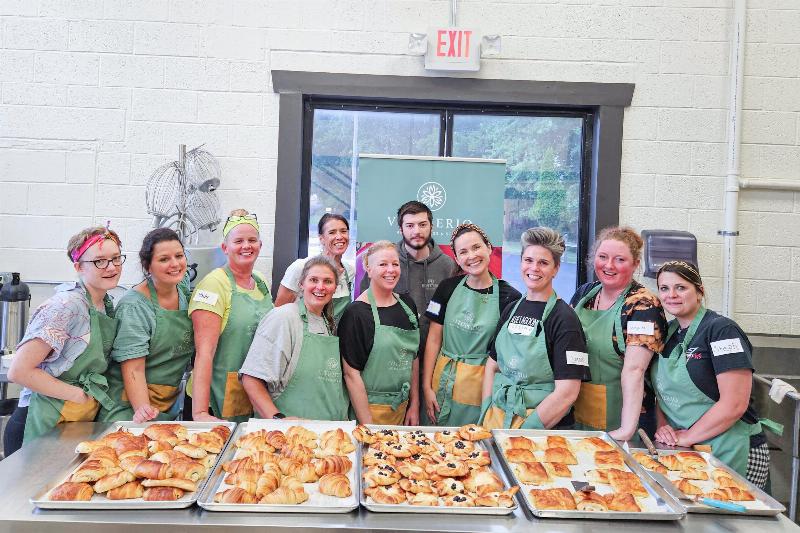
[464,450,491,467]
[604,492,641,512]
[543,447,577,465]
[463,468,504,495]
[383,441,414,459]
[365,484,406,504]
[505,448,536,463]
[545,435,569,450]
[457,424,491,441]
[543,462,572,478]
[574,437,614,453]
[407,491,439,506]
[434,477,465,496]
[433,429,459,444]
[434,460,469,478]
[443,494,475,507]
[529,487,576,510]
[474,487,519,508]
[505,436,537,451]
[364,464,402,487]
[397,462,428,481]
[594,450,625,468]
[443,439,475,455]
[575,490,609,512]
[515,461,549,485]
[362,449,396,467]
[374,429,400,443]
[352,424,377,444]
[399,478,435,494]
[607,469,648,498]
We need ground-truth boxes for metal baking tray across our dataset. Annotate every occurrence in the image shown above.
[198,419,360,513]
[31,420,237,509]
[492,429,685,520]
[630,448,785,516]
[360,424,517,515]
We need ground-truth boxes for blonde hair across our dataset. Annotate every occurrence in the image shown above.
[362,240,397,269]
[521,227,566,266]
[66,226,122,262]
[299,255,340,334]
[591,226,643,263]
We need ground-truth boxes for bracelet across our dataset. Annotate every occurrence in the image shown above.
[272,412,286,419]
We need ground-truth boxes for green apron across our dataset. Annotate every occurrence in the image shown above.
[273,300,349,420]
[210,267,274,422]
[24,287,118,442]
[331,265,352,323]
[432,276,499,426]
[359,288,420,425]
[480,293,558,430]
[98,279,194,422]
[573,283,629,432]
[652,307,762,477]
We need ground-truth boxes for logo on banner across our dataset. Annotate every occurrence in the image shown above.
[417,181,447,211]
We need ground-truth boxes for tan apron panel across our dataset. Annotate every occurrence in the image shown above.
[222,372,253,418]
[369,401,407,425]
[573,382,607,430]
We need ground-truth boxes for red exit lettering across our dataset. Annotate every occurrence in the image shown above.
[436,29,473,58]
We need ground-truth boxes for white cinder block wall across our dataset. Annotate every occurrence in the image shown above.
[0,0,798,334]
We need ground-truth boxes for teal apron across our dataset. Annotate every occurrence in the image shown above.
[652,307,761,477]
[480,293,558,430]
[210,267,274,422]
[273,300,349,420]
[24,287,117,442]
[431,276,499,426]
[99,279,194,421]
[573,283,629,431]
[359,289,420,425]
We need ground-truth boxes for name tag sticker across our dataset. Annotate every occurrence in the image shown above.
[566,351,589,366]
[711,338,744,357]
[426,300,441,316]
[627,320,655,335]
[508,323,534,336]
[193,289,219,306]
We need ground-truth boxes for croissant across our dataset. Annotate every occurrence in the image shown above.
[147,440,175,454]
[314,455,352,476]
[70,460,109,483]
[99,429,133,446]
[259,486,309,505]
[281,443,314,463]
[463,468,504,496]
[106,481,144,500]
[173,443,207,459]
[679,467,709,480]
[457,424,492,441]
[210,424,232,442]
[223,456,258,473]
[365,485,406,504]
[143,424,179,445]
[279,475,303,490]
[189,431,224,453]
[676,451,707,470]
[149,450,190,464]
[132,460,173,480]
[704,488,731,501]
[277,457,302,476]
[660,454,683,471]
[287,462,318,483]
[214,487,256,504]
[119,455,147,473]
[141,478,197,492]
[170,458,206,482]
[143,487,184,501]
[255,471,281,498]
[225,468,262,492]
[236,430,272,450]
[632,452,668,474]
[86,446,119,468]
[318,473,351,498]
[352,425,377,444]
[50,481,94,501]
[712,468,746,489]
[237,450,275,465]
[286,426,318,447]
[113,434,149,460]
[93,470,135,493]
[722,487,755,501]
[320,428,353,449]
[75,440,107,454]
[676,479,703,496]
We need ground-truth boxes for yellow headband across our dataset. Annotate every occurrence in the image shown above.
[222,216,259,238]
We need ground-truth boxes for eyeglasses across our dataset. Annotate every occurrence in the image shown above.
[226,213,258,223]
[80,255,127,269]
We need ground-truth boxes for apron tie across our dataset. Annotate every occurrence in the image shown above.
[78,372,115,411]
[391,382,411,411]
[492,381,528,429]
[436,351,487,422]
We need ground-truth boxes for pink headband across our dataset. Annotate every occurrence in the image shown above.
[71,223,119,262]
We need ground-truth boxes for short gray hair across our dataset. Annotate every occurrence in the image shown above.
[520,227,566,266]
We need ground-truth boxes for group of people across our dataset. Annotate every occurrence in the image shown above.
[3,201,770,490]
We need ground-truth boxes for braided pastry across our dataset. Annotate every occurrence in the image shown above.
[318,473,351,498]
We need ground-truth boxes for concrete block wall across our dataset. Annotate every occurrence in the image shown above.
[0,0,798,334]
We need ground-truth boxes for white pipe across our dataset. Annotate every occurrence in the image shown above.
[721,0,747,319]
[450,0,457,26]
[739,178,800,191]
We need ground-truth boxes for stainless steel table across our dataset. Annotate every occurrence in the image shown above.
[1,423,799,533]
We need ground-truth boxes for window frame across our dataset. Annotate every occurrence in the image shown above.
[272,70,633,294]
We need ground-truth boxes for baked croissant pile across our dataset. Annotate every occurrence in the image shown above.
[215,425,355,505]
[353,424,518,508]
[632,450,756,503]
[50,423,231,502]
[502,434,653,513]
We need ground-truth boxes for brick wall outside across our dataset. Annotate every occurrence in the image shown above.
[0,0,798,334]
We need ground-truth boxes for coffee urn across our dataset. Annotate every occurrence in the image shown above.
[1,273,30,355]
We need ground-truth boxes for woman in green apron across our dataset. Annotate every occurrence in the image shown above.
[188,209,274,423]
[570,226,667,441]
[339,241,421,425]
[652,261,769,487]
[7,225,124,446]
[274,213,354,323]
[241,256,349,420]
[481,228,589,429]
[98,228,194,422]
[422,223,520,426]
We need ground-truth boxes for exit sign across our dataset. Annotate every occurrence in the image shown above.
[425,27,481,71]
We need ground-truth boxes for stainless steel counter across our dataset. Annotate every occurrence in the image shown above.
[1,423,799,533]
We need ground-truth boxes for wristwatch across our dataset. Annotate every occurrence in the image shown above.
[272,412,286,419]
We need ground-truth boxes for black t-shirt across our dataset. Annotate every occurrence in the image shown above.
[425,275,521,325]
[487,297,591,428]
[338,294,420,371]
[660,310,760,426]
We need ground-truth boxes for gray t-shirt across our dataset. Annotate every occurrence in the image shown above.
[239,301,330,399]
[110,281,190,362]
